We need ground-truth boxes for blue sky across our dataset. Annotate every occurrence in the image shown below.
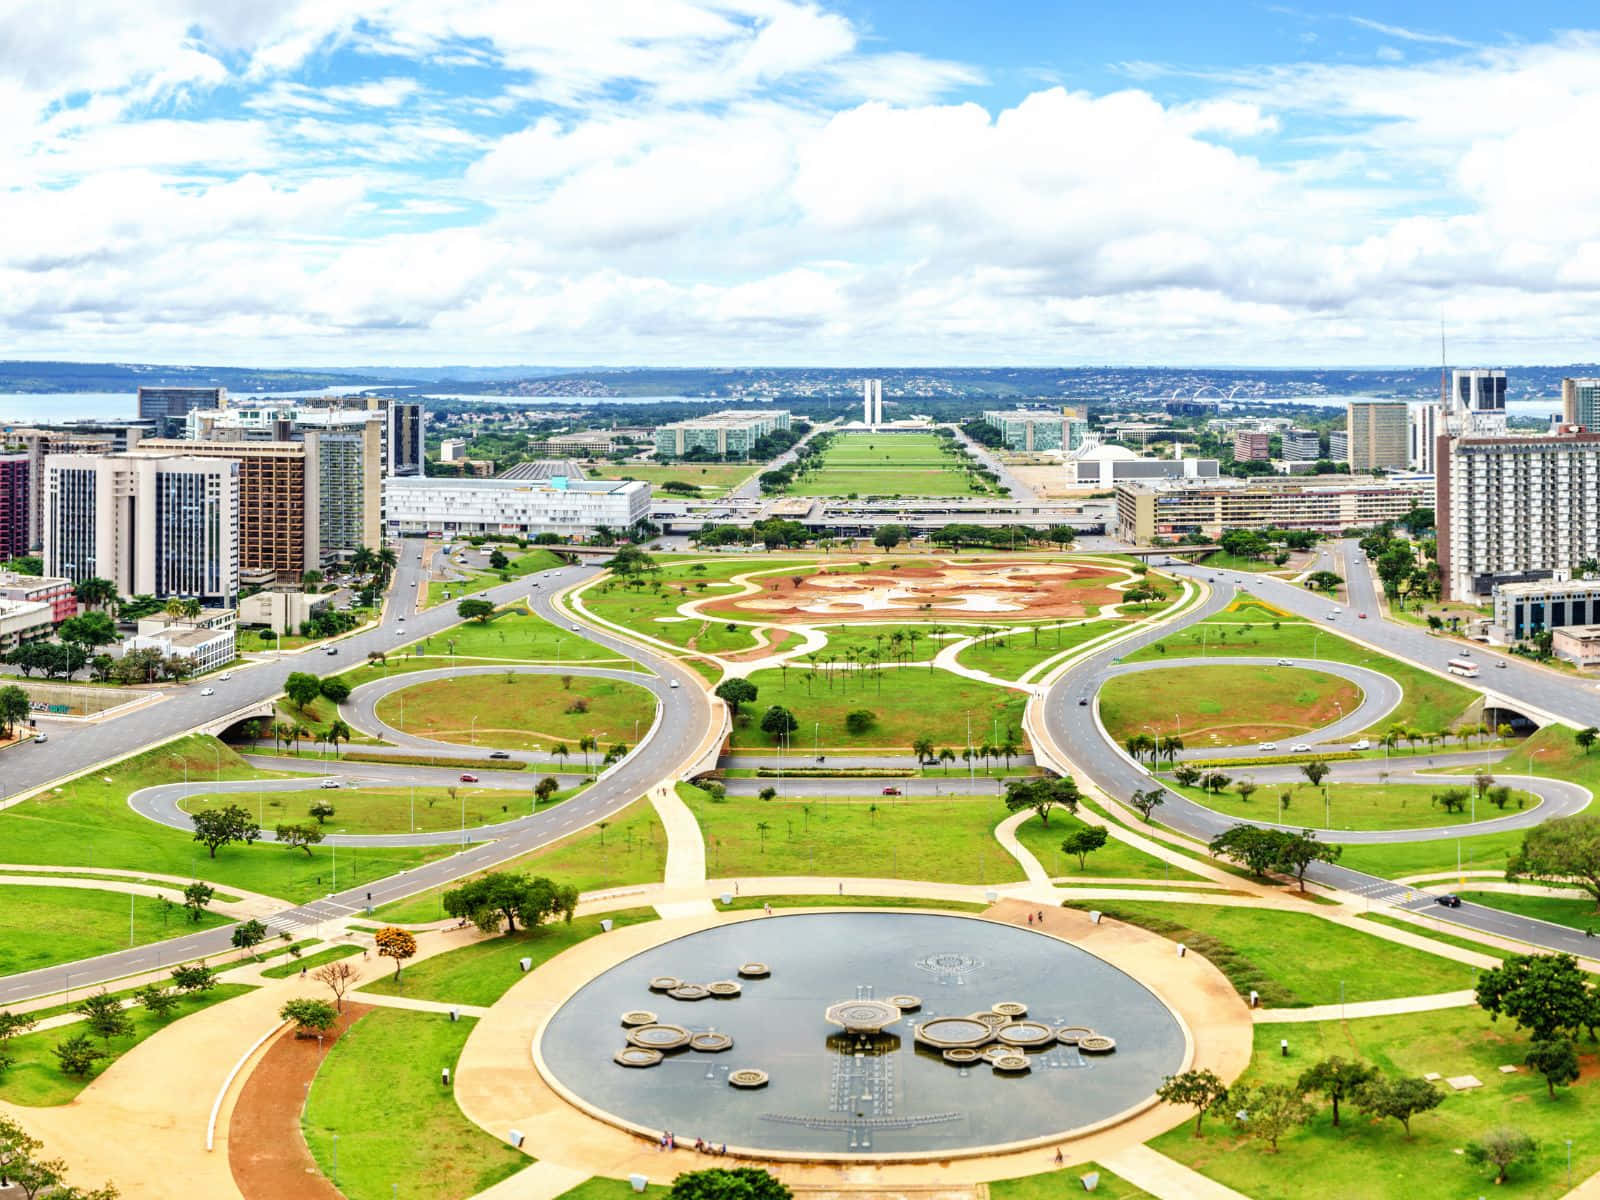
[5,1,1600,366]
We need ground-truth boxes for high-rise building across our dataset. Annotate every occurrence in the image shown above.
[860,379,884,425]
[1451,369,1508,433]
[1232,430,1271,461]
[1408,403,1442,474]
[44,453,239,607]
[2,423,152,549]
[1345,401,1409,471]
[982,409,1070,451]
[654,410,791,459]
[386,401,424,477]
[1562,378,1600,430]
[1436,428,1600,600]
[137,387,227,436]
[0,455,28,562]
[1281,430,1320,462]
[1328,430,1349,462]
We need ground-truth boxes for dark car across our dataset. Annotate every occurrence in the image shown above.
[489,751,511,760]
[1436,894,1462,908]
[1078,697,1089,706]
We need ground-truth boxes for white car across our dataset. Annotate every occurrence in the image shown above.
[570,623,580,631]
[669,679,680,689]
[1352,739,1371,750]
[395,628,405,636]
[319,779,340,789]
[1258,741,1278,751]
[1276,658,1293,666]
[200,687,215,696]
[218,673,232,681]
[1290,742,1311,753]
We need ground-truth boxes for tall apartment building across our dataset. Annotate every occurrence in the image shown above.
[1408,403,1442,474]
[1452,369,1508,433]
[1562,378,1600,430]
[44,453,239,607]
[1437,428,1600,600]
[386,400,424,477]
[2,423,152,549]
[1328,430,1349,462]
[0,455,28,562]
[1281,430,1320,462]
[1345,401,1409,471]
[137,386,227,436]
[1116,475,1430,544]
[654,410,791,459]
[385,476,650,538]
[1232,430,1271,461]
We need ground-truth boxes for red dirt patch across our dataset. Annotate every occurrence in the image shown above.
[708,561,1126,623]
[721,627,795,663]
[229,1002,373,1199]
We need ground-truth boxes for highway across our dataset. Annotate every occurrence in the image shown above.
[0,549,712,1006]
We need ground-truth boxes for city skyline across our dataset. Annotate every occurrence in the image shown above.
[7,4,1600,368]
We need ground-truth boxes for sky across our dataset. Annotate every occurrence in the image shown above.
[4,1,1600,368]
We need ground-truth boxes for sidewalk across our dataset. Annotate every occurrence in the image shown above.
[1253,989,1476,1023]
[1102,1144,1252,1200]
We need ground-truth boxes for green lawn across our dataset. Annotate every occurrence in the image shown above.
[1151,1009,1600,1200]
[728,666,1028,751]
[786,433,991,497]
[682,784,1024,884]
[591,463,755,498]
[180,783,583,837]
[0,984,251,1105]
[552,1180,669,1200]
[1199,550,1298,574]
[371,798,667,923]
[990,1164,1155,1200]
[1076,900,1478,1007]
[1335,828,1528,881]
[423,547,565,609]
[0,736,457,905]
[1460,890,1600,933]
[0,885,230,978]
[259,944,363,979]
[953,617,1132,680]
[720,894,987,913]
[425,605,624,664]
[1128,617,1476,735]
[1102,664,1361,747]
[303,1008,529,1200]
[360,909,657,1006]
[581,556,814,648]
[1012,813,1208,881]
[813,621,961,663]
[1164,780,1538,833]
[376,672,656,752]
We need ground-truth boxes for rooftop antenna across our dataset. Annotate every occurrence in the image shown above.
[1439,318,1448,410]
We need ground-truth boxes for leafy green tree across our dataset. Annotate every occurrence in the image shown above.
[1465,1128,1538,1185]
[844,709,876,735]
[0,1111,42,1180]
[1300,758,1331,788]
[280,998,339,1036]
[1129,787,1166,822]
[1060,826,1108,870]
[1230,1082,1311,1152]
[1475,953,1595,1041]
[57,611,118,653]
[1525,1038,1580,1099]
[169,963,217,994]
[283,671,322,711]
[319,677,351,704]
[1208,824,1282,877]
[191,804,261,858]
[1275,829,1341,891]
[488,549,510,570]
[872,524,907,550]
[669,1167,791,1200]
[181,882,214,921]
[0,685,29,738]
[442,872,578,935]
[52,1033,106,1077]
[1156,1068,1230,1137]
[309,798,336,825]
[1297,1056,1377,1127]
[1577,727,1598,755]
[457,598,495,623]
[1355,1074,1444,1138]
[135,985,179,1022]
[1003,775,1081,828]
[714,678,758,718]
[274,822,324,856]
[759,705,798,743]
[76,992,131,1046]
[1506,816,1600,910]
[535,775,560,803]
[1172,763,1202,788]
[1306,570,1343,593]
[231,919,268,958]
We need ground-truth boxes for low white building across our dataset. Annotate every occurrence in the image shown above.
[238,590,332,636]
[384,476,650,538]
[1065,438,1220,488]
[0,597,53,652]
[126,609,237,674]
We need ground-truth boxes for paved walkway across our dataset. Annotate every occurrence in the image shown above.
[646,781,714,918]
[993,809,1053,888]
[0,873,273,921]
[1253,988,1477,1023]
[1101,1144,1251,1200]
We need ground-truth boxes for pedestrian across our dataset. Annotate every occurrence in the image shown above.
[838,881,843,895]
[763,902,772,916]
[300,965,307,977]
[734,881,739,895]
[719,1143,727,1156]
[1054,1148,1064,1166]
[1026,912,1033,925]
[1037,910,1044,922]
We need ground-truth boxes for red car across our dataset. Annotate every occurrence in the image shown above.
[1358,612,1368,619]
[881,786,901,796]
[459,773,479,783]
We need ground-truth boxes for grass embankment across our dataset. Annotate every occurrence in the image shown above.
[433,605,624,663]
[1164,780,1538,833]
[422,546,565,609]
[1151,1009,1600,1200]
[0,985,251,1105]
[728,666,1027,752]
[989,1166,1154,1200]
[786,432,991,497]
[0,736,455,905]
[1012,813,1207,881]
[681,784,1024,884]
[371,798,667,923]
[953,617,1134,680]
[180,784,582,837]
[1101,664,1361,747]
[376,673,656,753]
[1075,901,1478,1006]
[1128,615,1476,735]
[361,909,657,1007]
[303,1008,529,1200]
[0,885,230,978]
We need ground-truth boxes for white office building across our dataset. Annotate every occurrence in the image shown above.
[861,379,884,426]
[384,476,650,539]
[1452,368,1508,434]
[1437,429,1600,600]
[1408,403,1443,474]
[1281,430,1320,462]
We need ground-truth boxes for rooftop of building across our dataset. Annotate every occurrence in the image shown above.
[1494,577,1600,597]
[0,572,73,590]
[386,474,645,495]
[0,596,51,619]
[656,409,789,429]
[1552,624,1600,642]
[498,459,591,481]
[1119,473,1423,494]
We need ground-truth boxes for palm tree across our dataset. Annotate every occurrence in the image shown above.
[978,741,995,774]
[180,598,202,620]
[938,747,956,774]
[912,735,935,766]
[578,735,597,770]
[163,597,188,620]
[755,820,772,852]
[327,718,352,759]
[350,546,377,576]
[73,577,118,613]
[551,742,570,771]
[1159,735,1184,763]
[272,720,292,755]
[999,732,1020,770]
[291,722,310,757]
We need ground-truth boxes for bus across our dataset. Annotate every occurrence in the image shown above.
[1447,657,1480,678]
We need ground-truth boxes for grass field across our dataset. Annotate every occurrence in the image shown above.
[1078,901,1478,1006]
[428,605,624,663]
[1129,615,1476,735]
[785,432,990,497]
[361,909,657,1006]
[728,666,1028,751]
[1335,828,1527,881]
[303,1008,529,1200]
[1164,779,1538,833]
[553,1180,668,1200]
[0,884,230,978]
[952,617,1134,680]
[376,672,656,752]
[180,784,581,837]
[580,556,814,650]
[590,462,755,498]
[259,944,362,979]
[990,1165,1154,1200]
[1101,664,1361,747]
[1011,813,1208,881]
[0,736,456,905]
[0,984,251,1105]
[1151,1009,1600,1200]
[422,547,565,609]
[681,784,1024,884]
[1460,890,1600,932]
[371,798,667,922]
